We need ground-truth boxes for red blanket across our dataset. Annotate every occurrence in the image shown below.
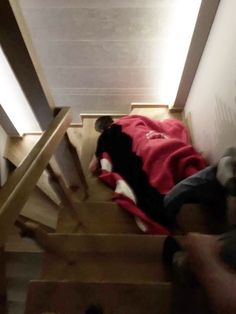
[99,115,206,234]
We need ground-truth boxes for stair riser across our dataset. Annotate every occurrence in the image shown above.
[26,281,172,314]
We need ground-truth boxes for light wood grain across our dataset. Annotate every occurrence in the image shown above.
[67,127,83,158]
[5,225,42,253]
[21,188,59,229]
[40,234,170,283]
[4,135,61,205]
[56,201,141,234]
[0,108,71,246]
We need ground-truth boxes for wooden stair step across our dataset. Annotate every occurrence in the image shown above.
[20,188,59,230]
[177,204,226,234]
[4,135,61,206]
[6,251,43,314]
[25,280,172,314]
[40,234,171,283]
[6,252,43,280]
[130,104,182,121]
[57,201,141,233]
[71,176,114,203]
[6,226,43,253]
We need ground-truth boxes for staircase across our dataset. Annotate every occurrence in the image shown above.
[26,235,172,313]
[3,105,217,313]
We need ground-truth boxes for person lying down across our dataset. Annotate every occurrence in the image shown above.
[90,115,236,234]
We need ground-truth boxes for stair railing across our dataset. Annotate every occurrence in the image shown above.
[0,107,90,313]
[0,107,72,246]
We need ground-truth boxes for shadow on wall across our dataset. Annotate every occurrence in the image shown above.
[186,89,236,165]
[213,94,236,160]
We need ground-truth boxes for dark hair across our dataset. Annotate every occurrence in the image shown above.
[95,116,113,133]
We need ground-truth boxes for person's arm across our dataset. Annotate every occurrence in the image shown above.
[184,233,236,314]
[88,154,99,174]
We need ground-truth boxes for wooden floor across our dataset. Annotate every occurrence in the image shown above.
[56,202,141,234]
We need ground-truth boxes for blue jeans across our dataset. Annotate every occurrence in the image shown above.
[164,166,226,225]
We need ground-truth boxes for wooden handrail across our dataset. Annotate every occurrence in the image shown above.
[0,107,72,246]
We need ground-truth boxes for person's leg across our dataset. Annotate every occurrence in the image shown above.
[164,166,226,225]
[163,235,211,314]
[183,233,236,314]
[217,147,236,226]
[164,147,236,227]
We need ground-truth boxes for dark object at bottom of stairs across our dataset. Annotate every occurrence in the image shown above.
[85,304,103,314]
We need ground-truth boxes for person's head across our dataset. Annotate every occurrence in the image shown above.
[95,116,114,133]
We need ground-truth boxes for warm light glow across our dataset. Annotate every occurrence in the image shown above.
[152,0,202,106]
[0,46,41,135]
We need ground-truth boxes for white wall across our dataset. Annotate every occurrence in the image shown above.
[0,125,8,186]
[18,0,201,121]
[185,0,236,164]
[0,46,41,135]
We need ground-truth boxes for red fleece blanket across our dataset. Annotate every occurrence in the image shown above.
[99,115,206,234]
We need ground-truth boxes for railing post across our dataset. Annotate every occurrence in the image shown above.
[0,108,71,246]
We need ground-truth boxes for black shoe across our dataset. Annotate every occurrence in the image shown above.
[162,236,182,266]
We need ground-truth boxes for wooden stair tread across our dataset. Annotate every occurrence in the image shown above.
[57,201,141,233]
[25,281,172,314]
[40,234,170,283]
[6,226,43,253]
[6,251,43,280]
[71,176,114,203]
[21,188,59,230]
[41,234,167,254]
[86,177,114,201]
[4,135,61,206]
[130,106,182,121]
[79,118,99,177]
[177,204,226,234]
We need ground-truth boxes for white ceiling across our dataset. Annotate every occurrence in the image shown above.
[17,0,201,122]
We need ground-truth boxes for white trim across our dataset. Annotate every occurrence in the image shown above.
[101,158,112,172]
[115,179,137,204]
[135,217,148,233]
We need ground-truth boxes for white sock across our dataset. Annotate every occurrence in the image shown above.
[216,156,235,186]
